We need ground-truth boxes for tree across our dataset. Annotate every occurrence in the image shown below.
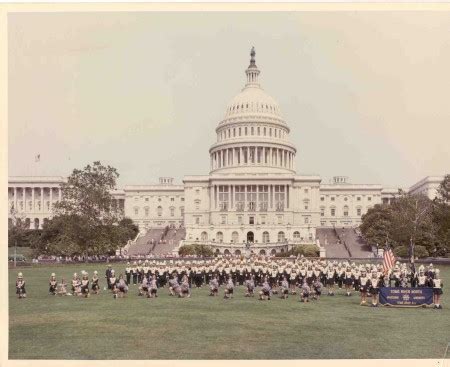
[432,175,450,256]
[52,161,122,259]
[436,174,450,203]
[359,204,394,248]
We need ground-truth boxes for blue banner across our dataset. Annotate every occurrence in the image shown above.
[379,287,433,307]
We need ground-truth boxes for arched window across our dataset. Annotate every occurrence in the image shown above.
[293,231,300,240]
[262,231,270,243]
[343,205,349,217]
[224,249,230,255]
[271,249,277,255]
[217,231,223,243]
[259,249,266,255]
[194,200,200,210]
[144,207,149,217]
[234,249,241,256]
[278,231,285,243]
[170,206,175,217]
[157,206,162,217]
[232,231,239,243]
[34,218,39,229]
[180,206,184,216]
[134,207,139,216]
[201,231,208,241]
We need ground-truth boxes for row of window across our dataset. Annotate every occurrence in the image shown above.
[193,214,311,226]
[227,101,278,114]
[134,196,184,202]
[218,125,287,141]
[133,206,184,217]
[199,231,311,243]
[320,206,368,217]
[320,196,372,202]
[9,200,55,212]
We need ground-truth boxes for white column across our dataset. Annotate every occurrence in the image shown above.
[41,187,44,213]
[14,187,17,211]
[239,147,243,166]
[233,148,236,166]
[32,187,35,212]
[50,187,53,211]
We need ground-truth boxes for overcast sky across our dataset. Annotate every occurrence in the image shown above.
[8,11,450,188]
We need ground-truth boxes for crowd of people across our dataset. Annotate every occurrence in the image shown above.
[15,256,444,308]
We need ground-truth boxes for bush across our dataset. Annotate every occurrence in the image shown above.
[178,244,213,257]
[394,245,408,257]
[277,245,320,258]
[414,245,429,258]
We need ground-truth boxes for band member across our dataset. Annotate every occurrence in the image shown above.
[369,269,381,307]
[125,262,132,285]
[209,275,219,296]
[168,274,181,297]
[224,277,234,299]
[289,268,298,295]
[312,278,323,300]
[109,270,118,298]
[300,281,310,303]
[259,278,271,301]
[359,270,369,306]
[105,264,113,289]
[80,271,90,298]
[58,278,67,296]
[344,267,354,296]
[116,274,128,298]
[179,275,191,298]
[91,271,100,294]
[417,268,428,287]
[245,275,255,297]
[139,276,149,297]
[132,262,138,285]
[71,273,81,296]
[326,266,336,296]
[149,276,158,298]
[16,273,26,299]
[432,269,443,309]
[280,276,289,299]
[49,273,57,295]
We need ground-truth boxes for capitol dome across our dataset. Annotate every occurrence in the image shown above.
[210,47,297,175]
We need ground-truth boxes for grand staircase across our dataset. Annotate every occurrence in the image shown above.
[334,227,372,258]
[316,228,350,258]
[127,227,186,256]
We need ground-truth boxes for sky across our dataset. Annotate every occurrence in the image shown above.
[8,11,450,188]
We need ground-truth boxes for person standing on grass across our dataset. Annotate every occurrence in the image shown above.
[91,271,100,294]
[417,268,428,288]
[312,278,323,300]
[326,265,336,296]
[279,276,289,299]
[105,264,113,289]
[116,273,128,298]
[344,266,354,296]
[16,272,26,299]
[289,267,298,295]
[359,269,369,306]
[300,280,310,303]
[432,269,443,309]
[149,275,158,298]
[168,273,180,297]
[80,271,90,298]
[209,275,219,296]
[369,269,381,307]
[125,262,131,285]
[179,274,191,298]
[132,261,138,285]
[49,273,57,295]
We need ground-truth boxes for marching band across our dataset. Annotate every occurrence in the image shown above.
[14,257,444,308]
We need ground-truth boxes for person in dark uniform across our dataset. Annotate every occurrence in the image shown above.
[16,273,26,299]
[432,269,443,309]
[105,265,113,289]
[326,266,336,296]
[344,267,354,296]
[224,277,234,299]
[91,271,100,294]
[132,262,138,285]
[125,262,132,285]
[49,273,57,295]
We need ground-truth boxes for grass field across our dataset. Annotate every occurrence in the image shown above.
[9,263,450,360]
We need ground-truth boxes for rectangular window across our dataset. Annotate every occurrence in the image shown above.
[238,216,243,225]
[331,197,335,201]
[195,217,200,224]
[221,215,227,225]
[261,215,266,225]
[258,185,268,211]
[304,217,309,224]
[331,208,335,216]
[320,208,325,217]
[134,208,139,215]
[277,215,283,225]
[171,198,174,202]
[357,208,362,216]
[249,216,254,225]
[304,188,309,194]
[235,185,245,211]
[357,197,361,201]
[274,185,285,211]
[246,185,256,211]
[218,185,229,211]
[368,197,372,201]
[320,197,324,201]
[145,208,149,216]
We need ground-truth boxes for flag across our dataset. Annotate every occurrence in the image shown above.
[409,238,415,263]
[383,246,396,274]
[35,154,40,162]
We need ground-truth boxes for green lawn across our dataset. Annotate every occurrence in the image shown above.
[9,263,450,360]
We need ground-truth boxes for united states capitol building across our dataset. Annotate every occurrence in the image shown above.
[8,49,445,255]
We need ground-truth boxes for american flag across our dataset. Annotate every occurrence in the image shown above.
[383,246,396,274]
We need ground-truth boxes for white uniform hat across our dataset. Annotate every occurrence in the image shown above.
[73,273,77,277]
[51,273,56,277]
[18,272,23,278]
[94,271,98,275]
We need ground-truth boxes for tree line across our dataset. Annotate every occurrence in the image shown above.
[359,175,450,258]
